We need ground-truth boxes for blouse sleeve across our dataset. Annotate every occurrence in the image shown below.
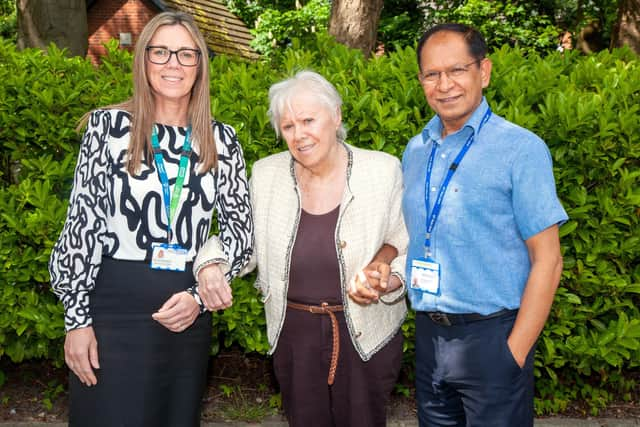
[49,110,111,331]
[192,123,254,284]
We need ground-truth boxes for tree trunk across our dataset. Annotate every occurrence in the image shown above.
[17,0,88,57]
[328,0,384,58]
[611,0,640,54]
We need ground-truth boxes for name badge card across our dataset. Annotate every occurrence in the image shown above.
[410,257,440,295]
[151,243,187,272]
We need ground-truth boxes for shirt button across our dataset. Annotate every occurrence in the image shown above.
[431,187,436,192]
[441,153,446,158]
[355,331,362,338]
[339,240,347,249]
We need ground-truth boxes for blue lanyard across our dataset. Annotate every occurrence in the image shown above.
[422,109,492,256]
[151,125,192,242]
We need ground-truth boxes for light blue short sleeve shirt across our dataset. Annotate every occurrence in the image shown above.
[402,98,568,314]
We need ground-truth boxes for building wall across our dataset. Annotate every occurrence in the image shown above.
[87,0,158,64]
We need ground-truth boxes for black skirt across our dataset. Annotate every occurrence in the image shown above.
[68,257,212,427]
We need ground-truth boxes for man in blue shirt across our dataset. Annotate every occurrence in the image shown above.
[402,23,568,426]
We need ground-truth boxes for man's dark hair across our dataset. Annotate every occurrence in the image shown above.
[416,23,488,71]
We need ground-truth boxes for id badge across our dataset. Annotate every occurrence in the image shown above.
[150,243,187,272]
[410,257,440,295]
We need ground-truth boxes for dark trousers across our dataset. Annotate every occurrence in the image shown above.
[415,310,535,427]
[273,308,404,427]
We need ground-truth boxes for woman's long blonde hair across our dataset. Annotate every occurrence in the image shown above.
[79,11,216,174]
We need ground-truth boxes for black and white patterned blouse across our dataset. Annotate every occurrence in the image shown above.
[49,109,253,331]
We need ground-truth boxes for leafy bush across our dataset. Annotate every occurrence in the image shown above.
[1,42,99,364]
[248,0,330,57]
[488,46,640,414]
[1,36,638,415]
[423,0,561,54]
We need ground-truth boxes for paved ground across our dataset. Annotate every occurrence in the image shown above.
[1,418,638,426]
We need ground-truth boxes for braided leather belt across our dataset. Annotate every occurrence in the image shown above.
[287,301,344,385]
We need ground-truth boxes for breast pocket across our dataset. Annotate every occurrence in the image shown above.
[436,168,503,245]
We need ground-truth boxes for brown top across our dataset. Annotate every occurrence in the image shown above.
[288,205,341,305]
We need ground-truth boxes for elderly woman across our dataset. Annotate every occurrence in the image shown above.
[49,12,252,427]
[197,70,408,426]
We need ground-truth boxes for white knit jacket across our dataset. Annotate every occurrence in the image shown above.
[195,143,408,361]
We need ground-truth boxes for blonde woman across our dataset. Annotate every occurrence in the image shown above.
[49,12,253,427]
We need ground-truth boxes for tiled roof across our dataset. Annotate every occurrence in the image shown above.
[162,0,259,60]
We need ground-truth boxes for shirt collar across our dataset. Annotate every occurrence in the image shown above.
[421,96,490,145]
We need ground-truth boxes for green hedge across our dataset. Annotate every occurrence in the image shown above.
[0,37,638,414]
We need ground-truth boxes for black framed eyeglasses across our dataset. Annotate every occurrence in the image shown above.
[145,46,201,67]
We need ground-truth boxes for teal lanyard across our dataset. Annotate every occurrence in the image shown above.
[151,125,192,242]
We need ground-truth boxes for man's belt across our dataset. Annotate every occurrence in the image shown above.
[422,308,517,326]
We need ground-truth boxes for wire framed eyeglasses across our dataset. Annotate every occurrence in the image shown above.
[419,59,483,85]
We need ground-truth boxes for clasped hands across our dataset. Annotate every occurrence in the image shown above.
[348,260,400,305]
[194,262,233,312]
[154,263,233,320]
[151,263,232,329]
